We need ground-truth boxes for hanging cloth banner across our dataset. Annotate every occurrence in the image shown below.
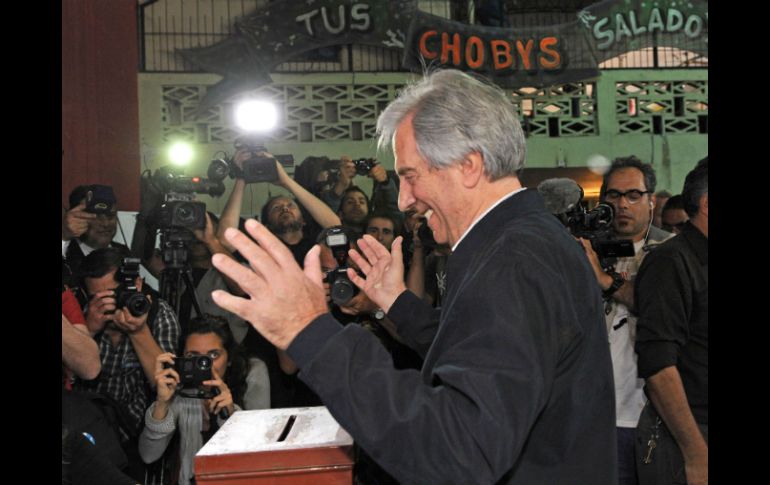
[179,0,416,112]
[578,0,707,62]
[179,0,707,113]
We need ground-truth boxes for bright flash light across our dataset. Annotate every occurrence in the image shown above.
[168,142,194,167]
[235,100,278,132]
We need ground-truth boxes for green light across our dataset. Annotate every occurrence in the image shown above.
[168,142,194,166]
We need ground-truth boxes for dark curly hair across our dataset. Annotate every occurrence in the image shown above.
[184,314,249,408]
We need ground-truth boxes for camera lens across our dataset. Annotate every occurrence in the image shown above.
[126,293,151,317]
[175,203,196,225]
[331,277,356,306]
[197,356,212,370]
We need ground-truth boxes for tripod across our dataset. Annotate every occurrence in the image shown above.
[158,229,203,333]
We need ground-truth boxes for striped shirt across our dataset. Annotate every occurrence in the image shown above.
[77,299,180,440]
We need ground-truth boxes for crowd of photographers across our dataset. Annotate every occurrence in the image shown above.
[61,144,707,485]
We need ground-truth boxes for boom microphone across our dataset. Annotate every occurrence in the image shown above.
[537,178,584,215]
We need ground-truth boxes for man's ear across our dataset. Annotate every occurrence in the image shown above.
[700,193,708,217]
[460,151,485,189]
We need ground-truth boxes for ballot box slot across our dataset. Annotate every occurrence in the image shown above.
[276,414,297,442]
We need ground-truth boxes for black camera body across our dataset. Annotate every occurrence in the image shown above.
[326,267,357,307]
[165,355,215,399]
[115,258,151,317]
[567,203,635,262]
[229,135,295,184]
[151,165,226,197]
[353,158,377,176]
[84,185,116,215]
[158,194,207,232]
[324,227,358,306]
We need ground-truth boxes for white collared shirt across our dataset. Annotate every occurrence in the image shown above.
[452,188,527,252]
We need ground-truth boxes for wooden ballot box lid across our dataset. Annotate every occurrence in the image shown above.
[195,406,354,484]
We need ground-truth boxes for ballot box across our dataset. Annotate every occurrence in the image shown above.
[195,406,355,484]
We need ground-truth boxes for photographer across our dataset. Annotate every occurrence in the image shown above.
[318,155,400,218]
[139,315,255,485]
[217,145,341,265]
[62,185,128,289]
[76,247,181,444]
[142,210,252,344]
[577,156,673,485]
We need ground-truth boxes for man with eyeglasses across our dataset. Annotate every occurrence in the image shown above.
[577,155,673,485]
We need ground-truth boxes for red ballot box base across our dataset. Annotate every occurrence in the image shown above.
[195,406,354,484]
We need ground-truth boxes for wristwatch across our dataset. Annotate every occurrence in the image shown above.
[602,271,625,299]
[372,308,386,321]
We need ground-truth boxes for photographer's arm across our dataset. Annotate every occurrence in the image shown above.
[139,353,179,464]
[117,310,165,385]
[332,156,354,197]
[62,314,102,380]
[216,178,246,254]
[195,213,246,296]
[275,162,341,229]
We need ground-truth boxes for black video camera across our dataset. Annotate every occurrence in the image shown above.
[151,164,226,198]
[115,258,151,317]
[158,194,206,232]
[566,203,635,262]
[165,355,215,399]
[228,135,295,184]
[353,158,377,176]
[323,227,358,306]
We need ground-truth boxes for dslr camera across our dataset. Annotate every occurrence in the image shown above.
[323,227,358,306]
[228,135,294,184]
[115,258,151,317]
[353,158,377,176]
[165,355,215,399]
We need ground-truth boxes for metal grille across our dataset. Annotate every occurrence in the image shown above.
[615,79,708,134]
[511,83,597,137]
[160,81,405,144]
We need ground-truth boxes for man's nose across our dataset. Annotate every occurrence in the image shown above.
[398,185,414,212]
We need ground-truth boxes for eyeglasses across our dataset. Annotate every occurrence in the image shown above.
[604,189,651,204]
[183,350,224,360]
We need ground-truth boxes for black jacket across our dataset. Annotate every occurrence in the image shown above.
[287,189,617,484]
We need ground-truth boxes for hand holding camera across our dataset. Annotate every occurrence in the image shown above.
[338,291,378,316]
[203,367,233,420]
[62,202,96,240]
[158,353,233,419]
[366,163,388,184]
[85,290,117,336]
[154,353,180,406]
[111,302,151,335]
